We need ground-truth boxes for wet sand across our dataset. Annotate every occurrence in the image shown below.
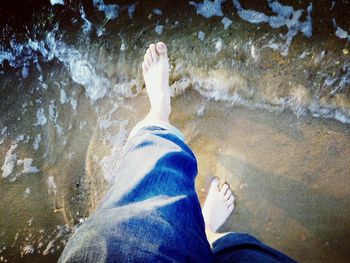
[87,88,350,262]
[171,89,350,262]
[0,0,350,260]
[1,87,350,262]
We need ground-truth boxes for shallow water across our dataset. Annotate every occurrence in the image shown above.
[0,0,350,262]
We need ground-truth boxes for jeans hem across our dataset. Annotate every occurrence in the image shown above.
[127,119,185,143]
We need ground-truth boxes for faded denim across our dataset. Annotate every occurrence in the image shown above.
[59,121,296,263]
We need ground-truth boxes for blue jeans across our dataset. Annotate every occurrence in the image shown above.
[59,120,296,263]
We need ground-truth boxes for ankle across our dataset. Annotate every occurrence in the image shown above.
[144,109,170,124]
[205,226,230,245]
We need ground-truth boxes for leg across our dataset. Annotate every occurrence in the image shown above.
[202,179,296,262]
[126,42,184,142]
[58,42,213,262]
[142,42,171,124]
[202,178,235,245]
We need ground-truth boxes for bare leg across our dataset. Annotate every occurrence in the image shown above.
[142,42,171,124]
[202,178,235,245]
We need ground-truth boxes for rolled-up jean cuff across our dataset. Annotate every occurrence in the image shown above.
[127,120,185,142]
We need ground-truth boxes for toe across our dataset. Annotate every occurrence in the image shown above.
[149,43,159,62]
[224,189,232,200]
[228,204,234,212]
[226,195,234,206]
[142,61,148,73]
[210,177,220,191]
[156,41,167,58]
[146,49,153,64]
[220,183,229,196]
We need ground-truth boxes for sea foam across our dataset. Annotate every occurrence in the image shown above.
[232,0,313,56]
[189,0,226,18]
[1,144,17,178]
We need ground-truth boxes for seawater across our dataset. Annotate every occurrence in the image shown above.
[0,0,350,262]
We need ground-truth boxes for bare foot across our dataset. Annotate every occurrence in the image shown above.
[142,42,171,123]
[202,178,235,233]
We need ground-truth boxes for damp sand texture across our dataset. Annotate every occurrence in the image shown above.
[1,0,350,262]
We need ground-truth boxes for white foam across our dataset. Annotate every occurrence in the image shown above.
[250,44,259,62]
[1,144,17,178]
[99,120,129,184]
[79,120,87,130]
[153,8,163,16]
[25,187,31,195]
[233,0,313,56]
[50,0,64,5]
[128,4,136,18]
[70,97,77,111]
[17,158,39,174]
[221,17,233,29]
[0,29,111,103]
[49,100,58,122]
[68,59,109,101]
[15,134,25,142]
[331,0,336,10]
[34,108,47,126]
[198,31,205,41]
[333,18,349,41]
[47,175,57,195]
[155,25,164,35]
[214,38,223,53]
[80,6,92,33]
[21,244,34,256]
[60,89,68,104]
[190,0,226,18]
[33,134,41,151]
[93,0,119,20]
[0,127,7,145]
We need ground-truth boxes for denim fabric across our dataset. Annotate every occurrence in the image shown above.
[59,122,296,263]
[59,124,212,262]
[212,233,296,263]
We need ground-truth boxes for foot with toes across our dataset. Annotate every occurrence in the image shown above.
[142,42,171,123]
[202,178,235,233]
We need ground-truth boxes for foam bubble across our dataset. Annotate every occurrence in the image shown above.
[17,158,39,174]
[34,108,47,126]
[33,134,41,151]
[233,0,313,56]
[198,31,205,41]
[21,244,35,256]
[49,100,58,123]
[155,25,164,35]
[214,38,223,53]
[221,17,233,29]
[268,1,293,18]
[50,0,64,6]
[1,29,111,102]
[60,88,68,104]
[93,0,119,20]
[153,8,163,16]
[47,175,57,195]
[333,18,349,40]
[1,144,17,178]
[236,9,269,24]
[80,6,92,33]
[128,4,136,18]
[189,0,226,18]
